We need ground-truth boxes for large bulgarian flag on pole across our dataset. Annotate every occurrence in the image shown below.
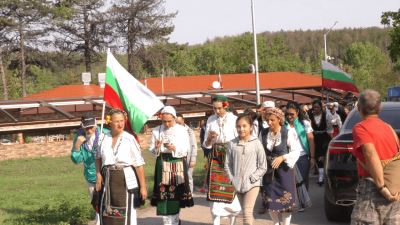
[104,49,164,135]
[321,60,359,93]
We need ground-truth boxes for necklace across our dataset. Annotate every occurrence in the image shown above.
[217,115,228,142]
[111,135,123,158]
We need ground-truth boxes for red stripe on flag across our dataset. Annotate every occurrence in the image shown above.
[104,84,140,144]
[322,79,359,93]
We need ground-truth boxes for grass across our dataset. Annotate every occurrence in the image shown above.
[0,143,208,225]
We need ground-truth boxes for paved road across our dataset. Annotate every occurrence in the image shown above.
[136,173,352,225]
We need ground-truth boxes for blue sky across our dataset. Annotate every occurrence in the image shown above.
[164,0,400,45]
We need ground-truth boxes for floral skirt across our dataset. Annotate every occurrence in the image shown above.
[206,143,236,203]
[151,154,194,215]
[262,163,297,212]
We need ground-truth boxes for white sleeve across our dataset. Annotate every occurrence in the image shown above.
[303,120,314,133]
[203,120,212,149]
[130,138,145,167]
[283,129,301,168]
[337,114,343,132]
[149,127,160,157]
[326,115,334,134]
[172,127,190,158]
[251,120,259,137]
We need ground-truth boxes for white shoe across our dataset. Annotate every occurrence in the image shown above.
[298,207,306,212]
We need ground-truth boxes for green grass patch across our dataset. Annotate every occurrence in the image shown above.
[0,144,208,224]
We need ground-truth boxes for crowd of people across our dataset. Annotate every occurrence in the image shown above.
[69,89,400,225]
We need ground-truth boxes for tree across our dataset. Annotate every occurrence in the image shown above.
[381,8,400,63]
[51,0,111,73]
[0,0,52,97]
[108,0,177,76]
[0,18,13,100]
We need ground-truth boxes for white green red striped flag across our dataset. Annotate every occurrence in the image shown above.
[321,60,359,93]
[104,49,164,134]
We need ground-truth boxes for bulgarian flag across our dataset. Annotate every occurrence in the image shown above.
[322,60,359,93]
[219,73,223,89]
[104,49,164,135]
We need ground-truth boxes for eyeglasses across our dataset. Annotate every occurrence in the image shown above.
[285,113,295,118]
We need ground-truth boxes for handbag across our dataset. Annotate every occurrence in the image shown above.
[357,124,400,195]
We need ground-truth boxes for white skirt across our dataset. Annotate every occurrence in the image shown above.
[209,195,241,218]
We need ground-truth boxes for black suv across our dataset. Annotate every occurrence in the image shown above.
[324,102,400,221]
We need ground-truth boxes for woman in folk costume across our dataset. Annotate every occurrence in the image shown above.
[259,108,302,225]
[150,106,194,225]
[309,100,333,186]
[326,102,342,138]
[95,108,147,225]
[202,95,241,225]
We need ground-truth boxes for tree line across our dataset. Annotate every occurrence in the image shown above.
[0,2,399,101]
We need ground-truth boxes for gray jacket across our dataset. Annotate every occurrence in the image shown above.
[224,136,267,193]
[185,124,198,164]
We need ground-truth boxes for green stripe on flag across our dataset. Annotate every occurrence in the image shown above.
[106,67,149,134]
[322,69,356,85]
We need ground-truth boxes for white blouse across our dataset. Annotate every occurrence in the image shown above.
[203,113,238,148]
[259,128,301,169]
[149,124,190,158]
[327,112,343,132]
[287,120,313,156]
[95,131,145,167]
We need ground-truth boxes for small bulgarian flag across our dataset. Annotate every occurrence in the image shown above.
[322,60,359,93]
[219,73,223,89]
[104,49,164,135]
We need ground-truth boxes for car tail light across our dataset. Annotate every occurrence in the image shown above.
[328,142,354,155]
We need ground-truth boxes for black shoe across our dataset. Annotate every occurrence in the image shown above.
[317,180,324,186]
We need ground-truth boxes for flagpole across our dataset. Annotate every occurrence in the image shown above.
[100,101,106,134]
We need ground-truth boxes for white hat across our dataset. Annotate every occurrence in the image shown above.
[326,102,334,107]
[262,101,275,108]
[161,106,176,118]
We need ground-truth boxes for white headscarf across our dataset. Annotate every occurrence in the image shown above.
[161,106,177,118]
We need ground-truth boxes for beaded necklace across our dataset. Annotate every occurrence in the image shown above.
[217,114,228,143]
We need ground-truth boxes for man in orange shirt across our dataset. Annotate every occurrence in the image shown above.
[351,89,400,225]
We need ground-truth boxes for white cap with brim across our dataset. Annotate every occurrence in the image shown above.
[161,106,177,118]
[262,101,275,108]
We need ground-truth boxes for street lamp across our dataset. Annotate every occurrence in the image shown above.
[324,21,338,61]
[251,0,260,104]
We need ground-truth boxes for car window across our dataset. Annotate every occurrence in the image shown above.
[343,110,400,133]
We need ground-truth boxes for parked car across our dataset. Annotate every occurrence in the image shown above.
[324,102,400,222]
[1,139,12,145]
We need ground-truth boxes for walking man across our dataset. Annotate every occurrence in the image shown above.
[351,89,400,225]
[71,112,109,225]
[176,113,198,193]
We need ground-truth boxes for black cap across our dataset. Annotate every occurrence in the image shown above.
[81,112,96,128]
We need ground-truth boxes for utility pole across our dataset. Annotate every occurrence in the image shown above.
[251,0,260,104]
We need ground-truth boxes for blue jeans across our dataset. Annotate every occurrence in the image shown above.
[296,154,310,191]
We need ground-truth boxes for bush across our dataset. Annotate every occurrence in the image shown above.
[25,136,32,143]
[8,194,95,225]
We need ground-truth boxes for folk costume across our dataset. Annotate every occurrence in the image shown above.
[150,106,194,225]
[95,131,145,225]
[260,126,302,213]
[309,101,333,184]
[326,104,342,138]
[203,95,241,225]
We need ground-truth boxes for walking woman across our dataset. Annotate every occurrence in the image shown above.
[260,108,302,225]
[309,100,333,186]
[203,95,241,225]
[95,108,147,225]
[285,102,315,191]
[224,114,267,225]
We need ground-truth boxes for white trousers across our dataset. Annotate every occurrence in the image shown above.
[163,213,180,225]
[87,181,100,225]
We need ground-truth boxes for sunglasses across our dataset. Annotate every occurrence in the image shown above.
[285,113,295,117]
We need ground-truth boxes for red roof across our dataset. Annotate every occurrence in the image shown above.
[22,72,321,100]
[141,72,321,94]
[22,84,104,100]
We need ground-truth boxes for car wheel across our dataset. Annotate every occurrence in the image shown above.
[324,195,352,222]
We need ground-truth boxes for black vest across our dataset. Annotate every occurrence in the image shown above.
[261,127,290,158]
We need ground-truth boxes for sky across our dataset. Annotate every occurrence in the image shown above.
[164,0,400,45]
